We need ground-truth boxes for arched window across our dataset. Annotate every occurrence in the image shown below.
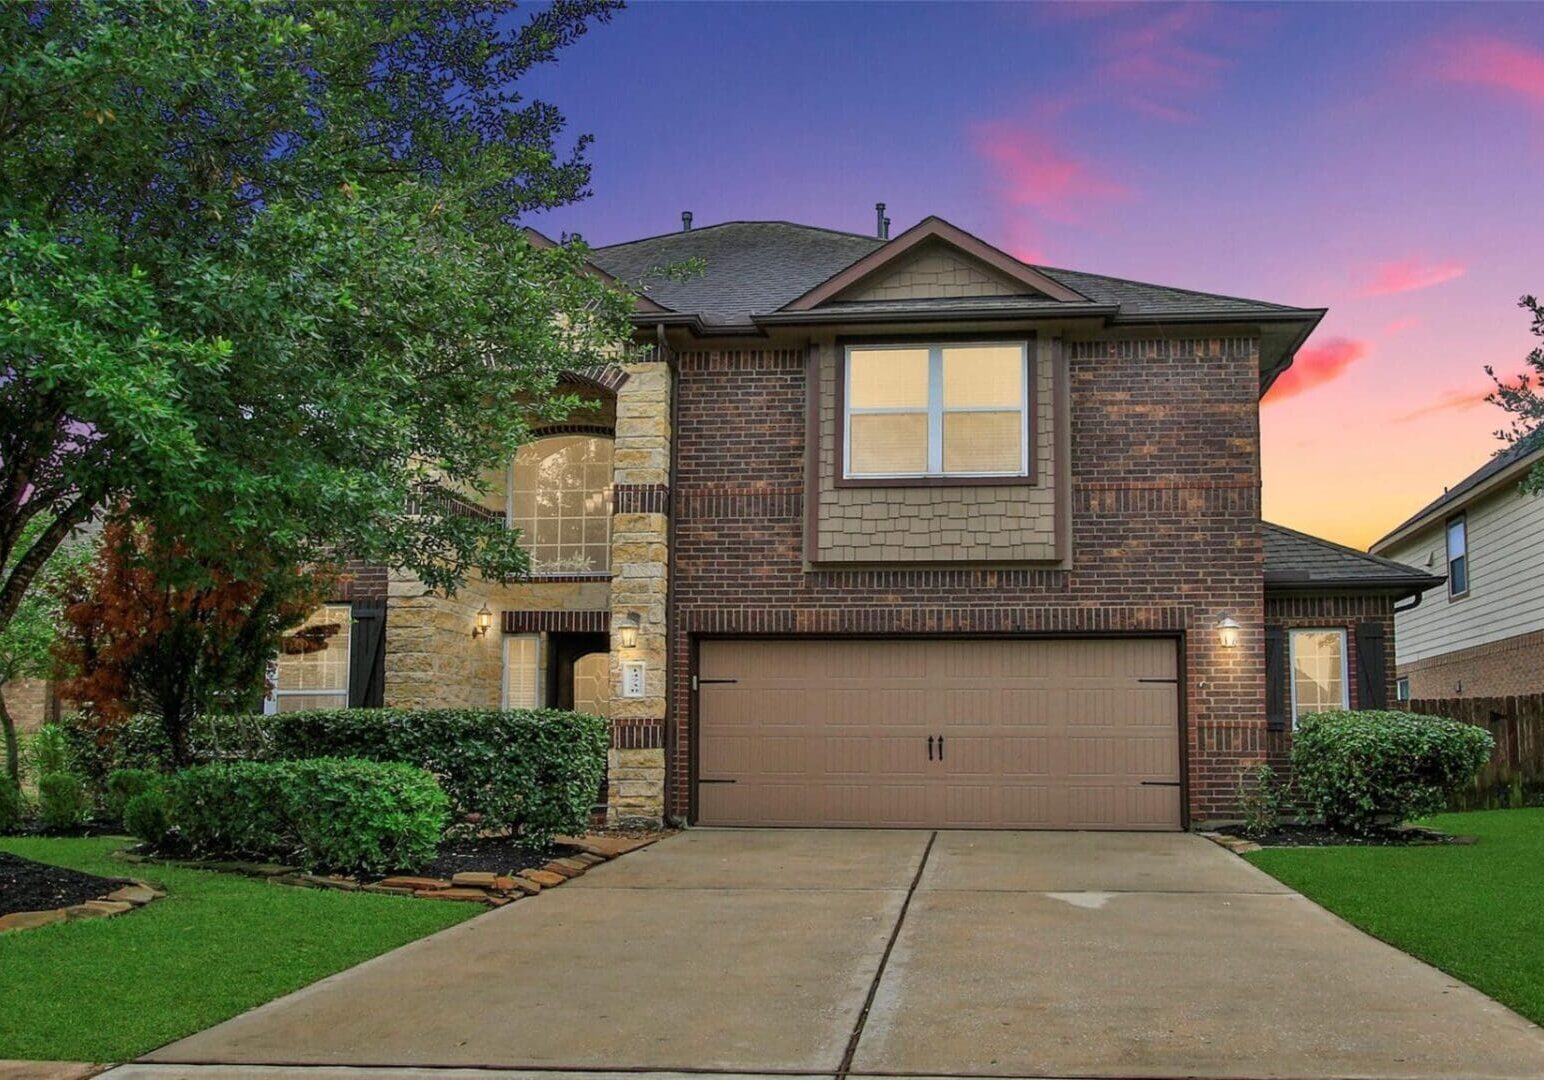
[510,435,613,574]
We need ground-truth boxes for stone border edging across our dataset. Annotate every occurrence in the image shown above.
[0,880,165,934]
[112,832,662,907]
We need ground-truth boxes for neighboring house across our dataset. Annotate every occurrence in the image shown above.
[1369,434,1544,700]
[291,212,1442,829]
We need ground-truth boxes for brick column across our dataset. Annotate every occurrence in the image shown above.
[608,358,671,822]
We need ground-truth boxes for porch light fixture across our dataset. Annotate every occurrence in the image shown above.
[619,611,641,649]
[1217,614,1241,649]
[473,603,494,639]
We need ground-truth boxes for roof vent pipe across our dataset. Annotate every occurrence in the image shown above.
[681,211,693,232]
[883,216,891,239]
[875,202,887,239]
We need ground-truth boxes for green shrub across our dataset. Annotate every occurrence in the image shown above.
[0,776,24,833]
[29,723,73,777]
[123,787,171,846]
[104,768,161,823]
[165,758,448,874]
[60,711,271,783]
[1236,762,1286,838]
[214,708,609,844]
[36,772,89,831]
[1292,710,1495,834]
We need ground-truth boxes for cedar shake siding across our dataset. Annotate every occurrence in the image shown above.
[671,335,1266,824]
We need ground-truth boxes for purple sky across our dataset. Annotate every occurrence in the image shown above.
[523,1,1543,549]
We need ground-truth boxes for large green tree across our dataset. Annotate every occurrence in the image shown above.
[1488,295,1544,491]
[0,1,631,643]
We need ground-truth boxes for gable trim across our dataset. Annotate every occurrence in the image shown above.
[781,216,1089,311]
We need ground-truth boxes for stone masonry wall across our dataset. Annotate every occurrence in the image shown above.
[607,358,672,822]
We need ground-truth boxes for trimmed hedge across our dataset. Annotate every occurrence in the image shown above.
[104,768,160,824]
[164,758,448,874]
[59,707,609,845]
[1292,709,1495,834]
[229,708,609,844]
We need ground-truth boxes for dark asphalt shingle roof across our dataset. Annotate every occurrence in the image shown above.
[1264,522,1442,590]
[1373,432,1544,548]
[591,222,882,325]
[589,220,1314,326]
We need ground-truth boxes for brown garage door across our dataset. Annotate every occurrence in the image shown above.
[695,638,1182,830]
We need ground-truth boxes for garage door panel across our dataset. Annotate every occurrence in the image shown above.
[696,638,1181,830]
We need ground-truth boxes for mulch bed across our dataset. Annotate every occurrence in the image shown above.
[1232,824,1473,848]
[395,834,570,880]
[0,850,133,918]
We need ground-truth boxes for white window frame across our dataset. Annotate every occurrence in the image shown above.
[501,633,544,710]
[843,341,1031,480]
[1396,677,1411,703]
[1287,627,1349,728]
[265,603,353,715]
[506,434,615,576]
[1446,514,1469,599]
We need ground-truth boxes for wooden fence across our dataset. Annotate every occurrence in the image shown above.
[1409,693,1544,809]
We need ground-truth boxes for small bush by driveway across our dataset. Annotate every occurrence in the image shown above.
[1248,808,1544,1026]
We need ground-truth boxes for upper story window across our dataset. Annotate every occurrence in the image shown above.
[844,342,1029,480]
[511,435,613,575]
[1446,515,1468,598]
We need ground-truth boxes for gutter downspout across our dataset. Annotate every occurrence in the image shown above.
[1393,589,1426,613]
[657,322,686,827]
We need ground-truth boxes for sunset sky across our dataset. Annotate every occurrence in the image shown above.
[523,1,1541,550]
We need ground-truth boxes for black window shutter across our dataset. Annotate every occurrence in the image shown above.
[348,600,387,709]
[1355,621,1387,710]
[1265,626,1287,732]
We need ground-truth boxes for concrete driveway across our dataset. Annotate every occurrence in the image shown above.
[109,829,1544,1080]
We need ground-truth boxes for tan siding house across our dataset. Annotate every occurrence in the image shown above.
[1371,436,1544,699]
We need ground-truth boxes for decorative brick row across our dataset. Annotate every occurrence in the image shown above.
[684,605,1192,635]
[528,423,616,439]
[613,483,671,516]
[501,609,610,634]
[678,486,800,521]
[1066,337,1257,360]
[804,567,1070,591]
[559,364,630,394]
[612,718,665,750]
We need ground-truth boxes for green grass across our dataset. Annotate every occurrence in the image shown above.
[0,836,477,1062]
[1246,808,1544,1026]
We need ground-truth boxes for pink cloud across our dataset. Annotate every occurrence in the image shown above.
[1354,258,1466,297]
[972,124,1131,227]
[1432,35,1544,107]
[1383,316,1422,335]
[1392,385,1491,424]
[1265,338,1370,404]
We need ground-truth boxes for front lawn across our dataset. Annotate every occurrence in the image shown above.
[1247,808,1544,1026]
[0,836,477,1062]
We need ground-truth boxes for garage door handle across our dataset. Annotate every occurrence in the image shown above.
[937,735,944,761]
[1140,780,1181,787]
[927,736,934,761]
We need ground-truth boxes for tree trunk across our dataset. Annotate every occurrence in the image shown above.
[0,687,18,786]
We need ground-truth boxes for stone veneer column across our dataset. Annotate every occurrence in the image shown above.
[607,355,671,823]
[383,571,502,709]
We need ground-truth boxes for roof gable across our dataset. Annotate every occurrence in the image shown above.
[782,217,1087,311]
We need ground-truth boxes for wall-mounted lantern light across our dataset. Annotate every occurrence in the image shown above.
[1217,614,1241,649]
[473,603,494,639]
[619,611,641,649]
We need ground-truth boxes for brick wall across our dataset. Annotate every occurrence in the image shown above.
[1260,592,1398,788]
[1399,628,1544,699]
[671,334,1265,825]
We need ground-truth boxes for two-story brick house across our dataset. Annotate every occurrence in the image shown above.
[278,213,1441,829]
